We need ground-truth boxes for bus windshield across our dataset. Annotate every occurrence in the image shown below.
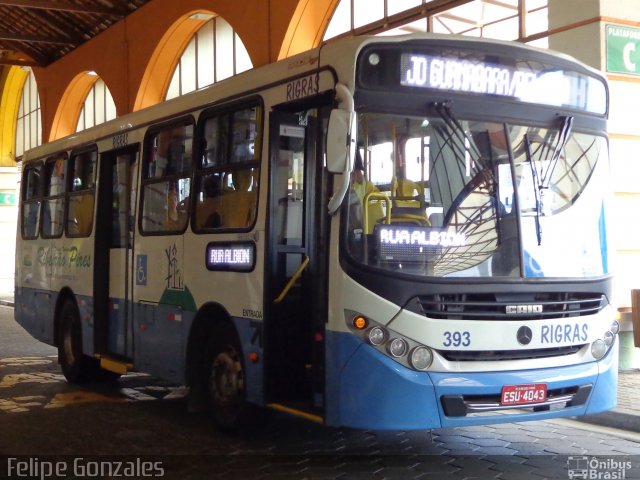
[345,112,610,279]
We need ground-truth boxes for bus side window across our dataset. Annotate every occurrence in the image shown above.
[150,125,193,177]
[230,109,258,163]
[202,116,228,167]
[21,163,42,239]
[141,122,193,233]
[196,173,223,228]
[195,168,259,230]
[194,104,261,232]
[67,150,97,237]
[222,168,258,228]
[42,155,67,238]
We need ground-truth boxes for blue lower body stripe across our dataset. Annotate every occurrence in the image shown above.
[325,331,617,430]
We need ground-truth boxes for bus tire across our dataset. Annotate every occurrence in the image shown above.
[97,368,122,382]
[58,298,97,383]
[204,322,251,433]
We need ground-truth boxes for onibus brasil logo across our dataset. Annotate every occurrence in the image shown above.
[567,456,632,479]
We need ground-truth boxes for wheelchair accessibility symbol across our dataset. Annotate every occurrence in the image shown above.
[136,255,148,286]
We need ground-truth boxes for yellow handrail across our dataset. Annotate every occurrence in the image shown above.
[274,256,309,304]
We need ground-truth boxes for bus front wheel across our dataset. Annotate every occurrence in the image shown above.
[204,323,251,433]
[58,299,97,383]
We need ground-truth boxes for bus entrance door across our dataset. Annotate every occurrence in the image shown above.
[94,149,139,363]
[266,110,327,419]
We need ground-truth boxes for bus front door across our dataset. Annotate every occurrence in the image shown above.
[94,149,139,362]
[266,109,328,417]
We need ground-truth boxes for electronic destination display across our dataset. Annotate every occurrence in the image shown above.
[357,43,607,115]
[401,53,537,98]
[206,242,256,272]
[376,225,465,263]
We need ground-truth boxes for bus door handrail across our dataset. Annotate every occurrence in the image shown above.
[274,256,309,304]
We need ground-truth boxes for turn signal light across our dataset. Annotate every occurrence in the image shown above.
[248,352,260,363]
[353,315,368,330]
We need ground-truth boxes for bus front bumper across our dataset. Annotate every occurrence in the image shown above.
[325,332,618,430]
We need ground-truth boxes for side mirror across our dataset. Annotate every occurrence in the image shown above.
[326,109,355,174]
[327,84,357,215]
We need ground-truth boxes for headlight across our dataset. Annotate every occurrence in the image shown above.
[346,310,434,370]
[409,346,433,370]
[388,338,408,357]
[604,331,614,346]
[610,320,620,335]
[591,339,607,359]
[367,326,387,346]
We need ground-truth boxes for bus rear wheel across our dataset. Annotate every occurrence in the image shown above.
[58,299,98,383]
[204,323,251,433]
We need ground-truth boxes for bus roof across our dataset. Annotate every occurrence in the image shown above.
[22,32,607,163]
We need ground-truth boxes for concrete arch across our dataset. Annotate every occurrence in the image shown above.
[48,72,99,141]
[0,66,28,166]
[278,0,340,60]
[24,0,302,142]
[134,10,213,111]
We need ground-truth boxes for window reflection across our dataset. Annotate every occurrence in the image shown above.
[194,104,261,231]
[141,123,193,233]
[346,113,606,279]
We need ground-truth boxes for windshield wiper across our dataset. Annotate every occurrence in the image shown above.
[524,134,542,246]
[525,115,574,246]
[432,101,482,168]
[542,115,574,189]
[433,102,505,248]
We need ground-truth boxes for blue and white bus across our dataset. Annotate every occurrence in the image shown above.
[15,33,617,431]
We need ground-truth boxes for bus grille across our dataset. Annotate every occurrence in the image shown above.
[416,293,605,320]
[437,345,585,362]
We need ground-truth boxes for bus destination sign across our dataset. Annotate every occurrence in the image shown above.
[400,53,537,98]
[372,48,607,114]
[206,242,255,272]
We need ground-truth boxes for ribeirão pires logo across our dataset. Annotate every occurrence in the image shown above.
[567,456,632,479]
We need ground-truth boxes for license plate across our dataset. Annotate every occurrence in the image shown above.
[500,383,547,405]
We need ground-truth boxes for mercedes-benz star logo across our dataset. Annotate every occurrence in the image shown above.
[517,326,533,345]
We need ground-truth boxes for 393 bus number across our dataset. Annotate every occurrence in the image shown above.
[443,330,471,347]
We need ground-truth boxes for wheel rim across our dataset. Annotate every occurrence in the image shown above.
[209,346,244,411]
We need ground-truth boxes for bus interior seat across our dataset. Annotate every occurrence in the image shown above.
[390,179,430,226]
[70,194,95,235]
[221,169,257,228]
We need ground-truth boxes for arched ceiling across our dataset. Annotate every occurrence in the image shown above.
[0,0,152,67]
